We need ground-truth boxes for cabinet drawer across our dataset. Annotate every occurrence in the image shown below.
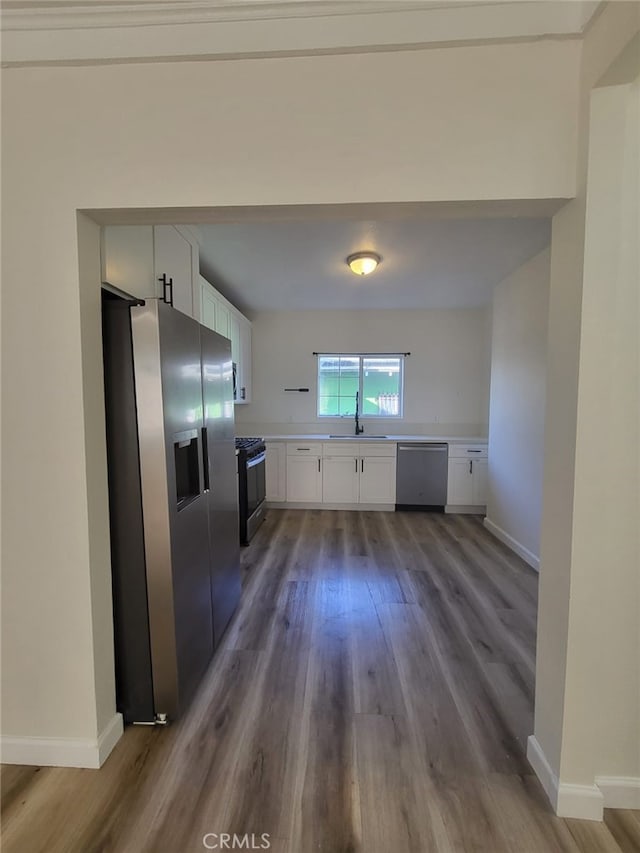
[361,442,396,457]
[287,442,322,456]
[322,442,358,456]
[448,444,488,458]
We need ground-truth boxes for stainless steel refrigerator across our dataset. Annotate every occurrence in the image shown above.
[102,295,241,725]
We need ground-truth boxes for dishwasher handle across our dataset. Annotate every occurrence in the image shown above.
[398,443,448,452]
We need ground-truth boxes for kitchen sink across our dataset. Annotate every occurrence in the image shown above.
[329,434,389,439]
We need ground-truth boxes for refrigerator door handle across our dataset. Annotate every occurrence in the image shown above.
[201,427,211,493]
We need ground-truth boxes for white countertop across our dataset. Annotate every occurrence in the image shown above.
[254,434,487,444]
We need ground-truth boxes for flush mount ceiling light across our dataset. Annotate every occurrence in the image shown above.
[346,251,381,276]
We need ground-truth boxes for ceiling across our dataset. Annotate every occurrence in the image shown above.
[196,215,551,314]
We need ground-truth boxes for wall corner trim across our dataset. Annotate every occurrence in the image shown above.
[527,735,605,821]
[595,776,640,810]
[484,516,540,570]
[0,713,123,769]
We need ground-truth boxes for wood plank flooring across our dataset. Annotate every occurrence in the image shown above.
[2,510,638,853]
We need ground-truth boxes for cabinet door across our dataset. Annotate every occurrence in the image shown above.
[101,225,155,298]
[238,315,251,403]
[200,282,217,332]
[215,300,230,339]
[359,456,397,504]
[229,311,245,403]
[471,458,488,505]
[286,456,322,503]
[154,225,193,317]
[323,456,359,503]
[265,443,286,502]
[447,458,473,505]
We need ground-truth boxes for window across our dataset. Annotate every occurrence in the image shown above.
[317,354,404,418]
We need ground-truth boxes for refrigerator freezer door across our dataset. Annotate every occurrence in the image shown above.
[201,326,242,646]
[102,297,155,724]
[131,300,214,720]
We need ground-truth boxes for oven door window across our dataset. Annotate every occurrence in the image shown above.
[246,453,266,517]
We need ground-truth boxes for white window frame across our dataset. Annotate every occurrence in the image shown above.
[316,353,405,419]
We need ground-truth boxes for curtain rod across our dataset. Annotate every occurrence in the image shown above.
[313,351,410,357]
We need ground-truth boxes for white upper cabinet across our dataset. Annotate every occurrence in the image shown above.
[101,225,156,299]
[103,225,252,404]
[198,275,252,405]
[101,224,199,318]
[153,225,196,317]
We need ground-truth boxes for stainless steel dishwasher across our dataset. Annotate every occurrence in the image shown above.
[396,443,448,510]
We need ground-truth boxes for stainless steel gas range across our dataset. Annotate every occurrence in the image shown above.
[235,437,266,544]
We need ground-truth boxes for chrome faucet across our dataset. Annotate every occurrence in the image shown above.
[354,391,364,435]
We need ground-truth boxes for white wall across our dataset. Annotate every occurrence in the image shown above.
[485,248,550,569]
[559,74,639,793]
[530,4,640,817]
[236,309,490,437]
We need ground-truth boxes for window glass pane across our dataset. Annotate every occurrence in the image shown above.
[318,354,403,418]
[318,356,358,416]
[362,357,401,417]
[318,395,340,417]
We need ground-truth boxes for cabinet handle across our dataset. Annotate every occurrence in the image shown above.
[469,460,473,474]
[361,458,364,473]
[355,458,358,473]
[318,458,321,473]
[467,450,482,453]
[158,273,173,307]
[297,448,310,451]
[241,387,246,400]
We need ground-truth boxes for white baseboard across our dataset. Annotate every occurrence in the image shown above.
[484,517,540,571]
[595,776,640,809]
[556,783,604,821]
[1,712,123,769]
[445,504,486,515]
[265,501,395,511]
[527,735,606,821]
[527,735,559,810]
[97,713,124,766]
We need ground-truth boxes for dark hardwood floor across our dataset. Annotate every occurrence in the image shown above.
[2,510,638,852]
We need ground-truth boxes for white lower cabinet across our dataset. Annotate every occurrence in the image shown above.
[322,443,396,505]
[322,455,360,503]
[471,458,488,505]
[286,443,322,503]
[359,455,397,504]
[447,444,488,508]
[265,442,286,502]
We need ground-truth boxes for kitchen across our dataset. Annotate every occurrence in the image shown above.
[2,2,638,851]
[100,215,548,534]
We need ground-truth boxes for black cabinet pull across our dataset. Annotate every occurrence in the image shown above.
[469,460,473,474]
[158,273,173,306]
[318,458,321,473]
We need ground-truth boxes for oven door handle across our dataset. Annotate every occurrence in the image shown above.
[246,451,266,469]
